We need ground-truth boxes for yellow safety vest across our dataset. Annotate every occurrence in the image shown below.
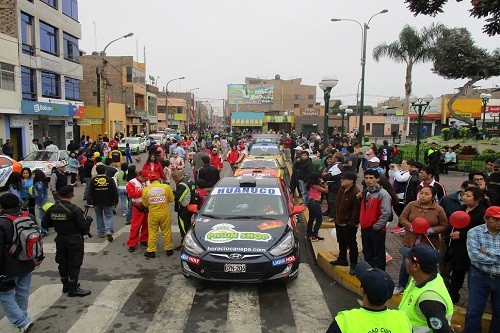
[398,274,453,333]
[336,307,413,333]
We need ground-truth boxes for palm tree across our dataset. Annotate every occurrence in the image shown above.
[372,24,443,141]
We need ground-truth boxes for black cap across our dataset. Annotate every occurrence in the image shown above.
[57,185,74,197]
[400,244,440,269]
[341,171,357,181]
[355,261,394,304]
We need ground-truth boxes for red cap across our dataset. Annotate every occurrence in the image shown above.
[485,206,500,218]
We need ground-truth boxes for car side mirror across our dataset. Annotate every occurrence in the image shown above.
[291,205,306,215]
[187,204,198,213]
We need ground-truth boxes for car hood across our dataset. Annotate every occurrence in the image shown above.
[194,216,289,252]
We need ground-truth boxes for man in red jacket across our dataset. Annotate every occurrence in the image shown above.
[226,144,241,174]
[359,169,392,271]
[210,147,223,173]
[125,171,149,252]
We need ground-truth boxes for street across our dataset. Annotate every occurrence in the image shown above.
[0,151,358,333]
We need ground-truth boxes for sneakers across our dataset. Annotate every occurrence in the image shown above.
[20,322,34,332]
[144,251,156,258]
[391,226,405,234]
[393,285,404,295]
[329,259,349,266]
[349,265,356,276]
[128,247,135,253]
[308,235,324,242]
[106,232,113,242]
[166,249,174,256]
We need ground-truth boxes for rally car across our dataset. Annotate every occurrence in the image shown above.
[0,155,22,190]
[181,176,305,282]
[118,137,147,155]
[20,150,69,176]
[248,143,285,168]
[233,156,284,179]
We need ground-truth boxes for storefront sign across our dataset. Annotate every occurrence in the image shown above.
[264,115,293,123]
[77,119,103,126]
[301,108,318,116]
[132,117,141,124]
[231,112,264,127]
[385,116,404,123]
[21,101,78,117]
[487,105,500,113]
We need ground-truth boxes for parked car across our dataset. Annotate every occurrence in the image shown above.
[181,176,305,282]
[20,150,69,176]
[146,133,166,147]
[0,155,22,190]
[118,137,147,155]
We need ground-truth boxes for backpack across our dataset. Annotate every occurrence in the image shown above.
[3,212,43,261]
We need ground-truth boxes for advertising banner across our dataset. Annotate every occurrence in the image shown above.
[21,100,78,117]
[228,84,274,105]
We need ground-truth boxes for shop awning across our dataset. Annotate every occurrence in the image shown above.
[231,112,264,127]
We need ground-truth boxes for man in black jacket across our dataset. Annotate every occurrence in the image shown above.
[424,142,441,182]
[85,165,118,241]
[0,193,41,332]
[42,185,91,297]
[291,150,313,201]
[197,155,220,190]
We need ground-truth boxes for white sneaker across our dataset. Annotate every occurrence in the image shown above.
[393,285,404,295]
[20,322,34,332]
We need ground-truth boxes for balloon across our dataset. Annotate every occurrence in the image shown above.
[450,211,471,229]
[412,217,430,234]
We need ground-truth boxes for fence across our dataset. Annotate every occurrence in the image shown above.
[393,151,486,173]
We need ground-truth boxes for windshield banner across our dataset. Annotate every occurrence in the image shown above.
[213,187,281,195]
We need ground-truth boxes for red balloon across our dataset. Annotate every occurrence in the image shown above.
[412,217,430,234]
[450,211,471,229]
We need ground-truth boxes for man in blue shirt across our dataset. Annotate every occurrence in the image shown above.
[465,205,500,332]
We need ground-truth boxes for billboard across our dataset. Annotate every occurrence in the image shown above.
[228,84,274,105]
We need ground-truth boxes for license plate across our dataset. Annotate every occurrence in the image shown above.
[224,263,246,273]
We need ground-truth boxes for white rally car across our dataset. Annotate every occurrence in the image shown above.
[20,150,69,176]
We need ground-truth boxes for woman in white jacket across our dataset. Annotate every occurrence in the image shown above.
[388,159,412,234]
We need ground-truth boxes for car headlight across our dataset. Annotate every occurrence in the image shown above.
[269,231,294,257]
[183,229,204,255]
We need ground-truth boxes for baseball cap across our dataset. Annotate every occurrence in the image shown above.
[485,206,500,218]
[93,152,101,158]
[355,261,394,304]
[369,157,380,163]
[293,146,303,151]
[341,171,357,181]
[57,185,74,197]
[400,244,440,269]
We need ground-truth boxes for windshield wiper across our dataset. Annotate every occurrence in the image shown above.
[200,214,223,219]
[224,215,279,220]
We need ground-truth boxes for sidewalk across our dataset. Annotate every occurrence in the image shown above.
[293,169,492,331]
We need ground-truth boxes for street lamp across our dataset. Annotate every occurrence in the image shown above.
[480,93,492,133]
[319,75,339,149]
[409,94,433,162]
[338,105,353,136]
[101,32,133,135]
[331,9,388,144]
[165,76,185,129]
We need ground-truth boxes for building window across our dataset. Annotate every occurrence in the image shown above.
[62,0,78,21]
[126,67,145,85]
[41,0,57,9]
[41,71,60,98]
[21,12,34,55]
[63,32,79,61]
[307,104,314,108]
[308,94,314,99]
[294,95,300,100]
[293,103,299,108]
[65,77,80,100]
[21,66,36,100]
[40,21,58,55]
[0,62,15,91]
[366,123,371,131]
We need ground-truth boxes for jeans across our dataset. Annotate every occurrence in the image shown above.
[0,273,32,329]
[94,206,114,236]
[336,225,359,265]
[118,188,128,214]
[361,227,386,271]
[398,247,410,288]
[298,180,309,204]
[464,266,500,333]
[83,177,91,201]
[307,200,323,236]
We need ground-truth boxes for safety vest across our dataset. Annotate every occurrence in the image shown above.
[398,274,453,333]
[336,307,412,333]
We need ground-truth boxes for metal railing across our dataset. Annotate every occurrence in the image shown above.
[392,151,485,172]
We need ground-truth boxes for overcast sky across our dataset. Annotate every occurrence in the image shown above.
[78,0,499,112]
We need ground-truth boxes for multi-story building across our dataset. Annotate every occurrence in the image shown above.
[0,0,83,159]
[80,55,152,136]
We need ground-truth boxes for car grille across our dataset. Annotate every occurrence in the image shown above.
[206,271,265,280]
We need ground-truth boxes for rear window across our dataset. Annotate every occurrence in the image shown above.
[240,159,278,169]
[250,146,280,156]
[121,138,139,144]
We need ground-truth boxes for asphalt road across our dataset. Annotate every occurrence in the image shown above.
[0,151,358,333]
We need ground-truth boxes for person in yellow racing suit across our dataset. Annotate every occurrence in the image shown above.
[142,172,175,258]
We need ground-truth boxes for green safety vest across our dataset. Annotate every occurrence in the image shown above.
[398,274,453,333]
[336,307,413,333]
[427,148,436,156]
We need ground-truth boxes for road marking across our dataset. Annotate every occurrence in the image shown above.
[0,284,61,332]
[227,285,261,333]
[67,278,141,333]
[287,263,332,332]
[146,275,197,333]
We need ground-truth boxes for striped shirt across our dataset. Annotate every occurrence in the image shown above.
[467,224,500,275]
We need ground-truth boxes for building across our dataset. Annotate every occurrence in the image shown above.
[157,97,187,132]
[0,0,83,159]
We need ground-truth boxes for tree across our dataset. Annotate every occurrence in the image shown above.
[372,24,443,141]
[404,0,500,36]
[431,26,500,124]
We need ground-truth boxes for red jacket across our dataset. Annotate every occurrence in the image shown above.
[359,185,392,230]
[141,161,166,181]
[226,150,240,164]
[210,153,223,171]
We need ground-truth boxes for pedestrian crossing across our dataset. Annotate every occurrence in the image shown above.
[0,264,333,333]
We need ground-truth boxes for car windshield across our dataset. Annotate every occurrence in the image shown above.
[200,186,285,217]
[149,135,162,140]
[240,159,278,169]
[23,151,58,161]
[250,146,280,156]
[121,138,139,144]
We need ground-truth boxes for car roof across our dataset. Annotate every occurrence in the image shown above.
[251,143,279,147]
[215,176,280,188]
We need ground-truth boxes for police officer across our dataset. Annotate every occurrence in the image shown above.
[172,170,196,250]
[399,244,454,332]
[327,261,412,333]
[42,185,91,297]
